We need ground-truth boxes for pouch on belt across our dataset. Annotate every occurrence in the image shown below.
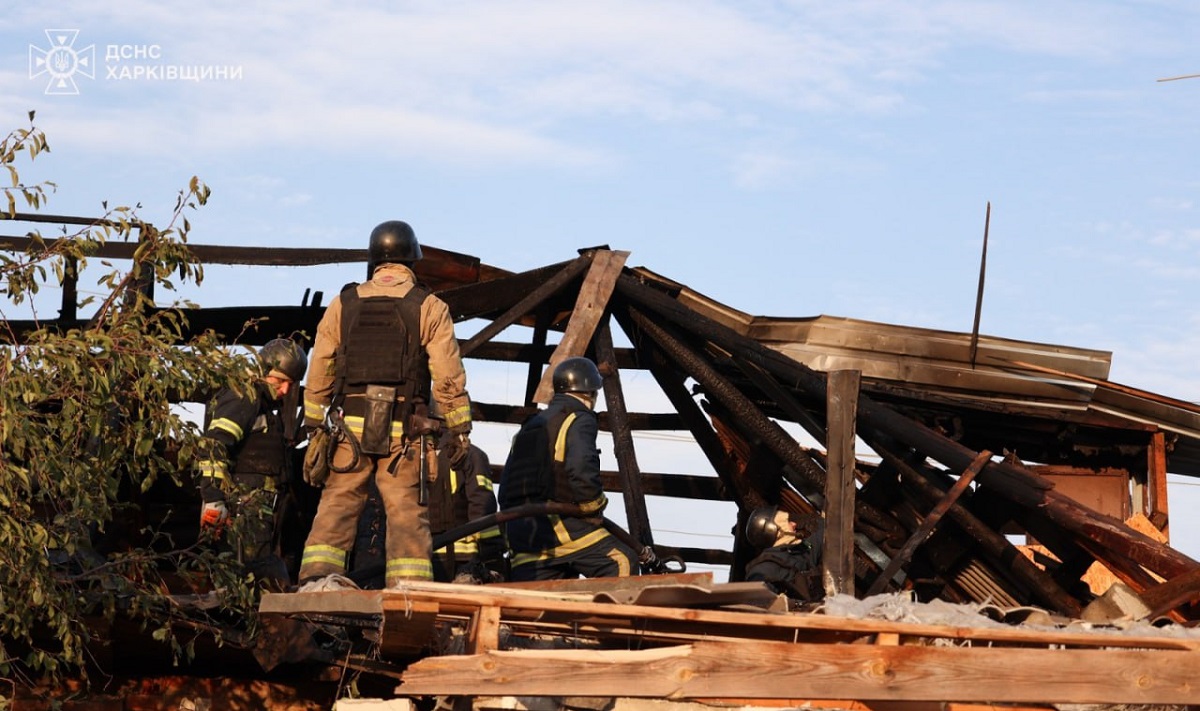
[361,385,397,455]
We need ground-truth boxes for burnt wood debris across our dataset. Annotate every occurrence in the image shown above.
[6,211,1200,707]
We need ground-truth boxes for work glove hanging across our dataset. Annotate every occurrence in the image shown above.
[200,500,230,537]
[303,427,331,487]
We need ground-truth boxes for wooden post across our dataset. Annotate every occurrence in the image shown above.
[824,369,860,597]
[1148,430,1170,537]
[524,308,552,407]
[594,319,653,546]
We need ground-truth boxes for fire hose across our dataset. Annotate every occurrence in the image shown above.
[433,501,686,576]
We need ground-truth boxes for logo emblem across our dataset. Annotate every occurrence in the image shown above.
[29,30,95,95]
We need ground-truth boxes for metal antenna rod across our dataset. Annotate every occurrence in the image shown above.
[968,201,991,369]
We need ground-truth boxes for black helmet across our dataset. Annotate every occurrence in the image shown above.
[368,220,422,271]
[552,356,603,394]
[745,506,780,548]
[260,338,308,382]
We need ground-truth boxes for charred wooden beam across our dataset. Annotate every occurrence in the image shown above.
[0,231,490,289]
[1141,567,1200,620]
[459,340,639,370]
[436,259,578,322]
[595,319,653,547]
[458,253,593,357]
[705,405,786,512]
[597,471,725,500]
[731,354,827,444]
[626,304,827,503]
[525,309,553,407]
[1,305,326,347]
[615,272,1200,583]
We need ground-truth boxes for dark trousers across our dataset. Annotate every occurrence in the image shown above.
[509,534,635,581]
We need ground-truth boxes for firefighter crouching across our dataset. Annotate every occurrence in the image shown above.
[196,338,308,590]
[297,220,474,589]
[498,356,636,581]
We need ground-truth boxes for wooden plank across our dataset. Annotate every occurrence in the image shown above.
[468,605,502,653]
[824,369,860,597]
[381,599,439,657]
[309,583,1200,651]
[484,572,713,594]
[260,590,385,615]
[398,640,1200,703]
[532,249,629,403]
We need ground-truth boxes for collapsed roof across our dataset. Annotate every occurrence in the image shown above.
[6,218,1200,706]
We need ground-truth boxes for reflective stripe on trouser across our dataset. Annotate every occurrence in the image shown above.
[299,434,434,584]
[509,534,635,581]
[508,518,636,581]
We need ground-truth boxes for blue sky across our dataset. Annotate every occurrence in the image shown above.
[4,2,1200,574]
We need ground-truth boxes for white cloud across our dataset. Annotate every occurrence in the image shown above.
[7,0,1188,177]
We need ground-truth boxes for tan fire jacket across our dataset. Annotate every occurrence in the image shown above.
[302,262,472,434]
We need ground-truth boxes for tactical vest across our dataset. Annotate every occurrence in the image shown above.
[232,408,288,478]
[334,283,431,414]
[498,408,574,508]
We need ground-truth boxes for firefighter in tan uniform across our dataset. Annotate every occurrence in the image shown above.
[298,220,473,588]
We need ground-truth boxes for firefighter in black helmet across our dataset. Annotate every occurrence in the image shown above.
[366,220,422,276]
[743,505,824,604]
[299,220,474,589]
[497,356,637,581]
[196,338,308,589]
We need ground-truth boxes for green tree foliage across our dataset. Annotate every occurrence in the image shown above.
[0,113,265,696]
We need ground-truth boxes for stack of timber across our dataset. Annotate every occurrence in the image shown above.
[258,577,1200,706]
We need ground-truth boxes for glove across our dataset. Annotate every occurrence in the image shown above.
[303,427,331,487]
[477,536,510,582]
[200,500,230,536]
[443,431,471,468]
